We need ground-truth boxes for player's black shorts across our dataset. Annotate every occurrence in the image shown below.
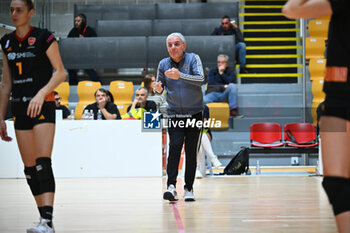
[323,94,350,121]
[13,101,56,130]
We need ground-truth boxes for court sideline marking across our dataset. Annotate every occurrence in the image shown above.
[172,203,185,233]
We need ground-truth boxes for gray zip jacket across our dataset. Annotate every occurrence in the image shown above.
[156,52,205,115]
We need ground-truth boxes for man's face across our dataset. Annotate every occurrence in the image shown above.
[167,36,186,63]
[135,89,147,105]
[74,16,83,29]
[217,57,228,69]
[95,90,107,102]
[54,94,61,107]
[221,18,231,31]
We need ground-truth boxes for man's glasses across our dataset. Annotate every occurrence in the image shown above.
[55,97,61,101]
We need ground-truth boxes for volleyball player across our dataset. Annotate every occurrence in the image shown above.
[283,1,350,232]
[0,0,66,232]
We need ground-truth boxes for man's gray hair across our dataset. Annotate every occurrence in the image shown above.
[218,54,229,62]
[136,86,148,96]
[166,32,186,45]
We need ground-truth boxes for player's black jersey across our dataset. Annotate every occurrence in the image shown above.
[0,27,56,115]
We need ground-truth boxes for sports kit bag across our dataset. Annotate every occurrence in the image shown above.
[222,147,250,175]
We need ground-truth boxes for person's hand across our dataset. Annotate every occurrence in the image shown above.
[98,98,107,109]
[0,120,12,142]
[224,83,233,89]
[27,91,45,118]
[154,81,163,93]
[79,34,84,38]
[231,22,238,29]
[165,68,180,80]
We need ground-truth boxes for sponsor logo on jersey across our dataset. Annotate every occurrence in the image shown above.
[28,37,36,46]
[38,114,45,120]
[5,39,10,49]
[47,34,55,43]
[7,52,35,60]
[14,78,33,85]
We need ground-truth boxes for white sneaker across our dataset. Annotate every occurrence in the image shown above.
[184,188,195,202]
[163,184,178,201]
[27,218,54,233]
[212,157,222,168]
[195,169,203,179]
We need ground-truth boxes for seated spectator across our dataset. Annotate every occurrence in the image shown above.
[127,87,157,112]
[204,54,240,117]
[67,13,100,85]
[211,15,248,74]
[196,105,223,178]
[122,87,157,120]
[143,74,167,115]
[83,88,121,120]
[54,91,71,119]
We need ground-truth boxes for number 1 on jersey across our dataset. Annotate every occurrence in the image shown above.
[16,62,22,75]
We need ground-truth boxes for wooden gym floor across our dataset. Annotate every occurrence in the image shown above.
[0,176,337,233]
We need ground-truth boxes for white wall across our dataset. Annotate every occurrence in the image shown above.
[0,120,162,178]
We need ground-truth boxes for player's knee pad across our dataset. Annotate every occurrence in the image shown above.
[36,157,55,193]
[322,176,350,216]
[24,166,41,196]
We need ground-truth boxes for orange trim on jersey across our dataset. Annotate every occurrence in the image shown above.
[325,67,348,82]
[15,26,34,42]
[44,92,55,101]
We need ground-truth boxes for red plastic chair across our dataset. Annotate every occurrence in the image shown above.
[284,123,319,147]
[250,123,284,147]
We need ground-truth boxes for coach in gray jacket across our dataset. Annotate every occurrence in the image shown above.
[155,32,205,202]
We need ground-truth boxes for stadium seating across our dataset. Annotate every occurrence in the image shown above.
[284,123,318,147]
[97,18,220,37]
[54,82,69,107]
[75,3,239,30]
[109,81,134,115]
[311,79,325,102]
[97,20,152,37]
[305,37,326,60]
[59,36,235,70]
[308,19,329,40]
[147,36,235,68]
[250,122,284,147]
[59,37,147,69]
[75,81,101,119]
[309,58,326,81]
[206,103,230,130]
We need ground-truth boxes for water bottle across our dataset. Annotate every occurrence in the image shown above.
[83,110,89,120]
[70,109,75,120]
[97,109,102,120]
[89,110,94,120]
[256,160,261,175]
